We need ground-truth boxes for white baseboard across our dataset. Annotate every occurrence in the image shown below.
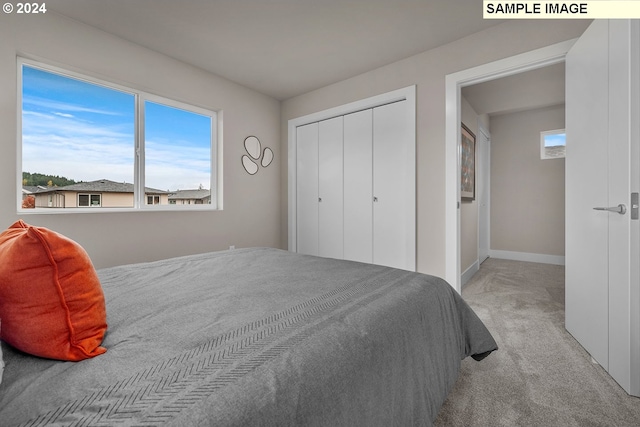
[461,260,480,287]
[489,250,565,266]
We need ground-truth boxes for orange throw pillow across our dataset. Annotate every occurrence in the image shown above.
[0,220,107,361]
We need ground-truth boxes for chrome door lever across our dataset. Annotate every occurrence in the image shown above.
[593,204,627,214]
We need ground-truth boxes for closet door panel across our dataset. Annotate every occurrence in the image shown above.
[343,109,373,263]
[296,122,319,256]
[373,100,415,270]
[318,116,344,259]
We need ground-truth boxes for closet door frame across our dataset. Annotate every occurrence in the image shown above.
[287,85,416,270]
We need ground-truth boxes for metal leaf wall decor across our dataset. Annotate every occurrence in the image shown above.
[242,136,273,175]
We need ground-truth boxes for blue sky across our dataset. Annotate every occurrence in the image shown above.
[144,101,211,191]
[544,132,566,148]
[22,65,211,191]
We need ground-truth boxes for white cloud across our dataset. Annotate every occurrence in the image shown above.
[144,139,211,190]
[53,112,74,118]
[24,96,125,117]
[22,111,211,191]
[22,110,134,183]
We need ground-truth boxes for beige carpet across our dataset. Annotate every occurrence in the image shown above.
[434,258,640,427]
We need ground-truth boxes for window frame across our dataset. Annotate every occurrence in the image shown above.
[17,57,222,214]
[147,195,160,205]
[78,194,102,208]
[540,128,566,160]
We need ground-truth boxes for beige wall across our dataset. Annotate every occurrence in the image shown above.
[101,193,132,208]
[0,12,281,268]
[2,13,585,273]
[490,105,566,256]
[460,97,479,273]
[281,20,588,278]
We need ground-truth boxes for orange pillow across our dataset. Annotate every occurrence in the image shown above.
[0,220,107,361]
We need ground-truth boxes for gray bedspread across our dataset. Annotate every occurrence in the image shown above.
[0,248,497,426]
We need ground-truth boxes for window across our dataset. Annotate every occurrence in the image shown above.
[19,59,219,212]
[147,195,160,205]
[79,194,101,207]
[541,129,566,159]
[144,100,212,203]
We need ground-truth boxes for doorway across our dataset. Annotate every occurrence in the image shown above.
[459,62,567,286]
[444,39,574,293]
[446,23,640,397]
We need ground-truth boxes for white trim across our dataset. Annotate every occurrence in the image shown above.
[288,85,416,269]
[445,39,577,293]
[490,250,565,266]
[629,19,640,398]
[461,260,479,288]
[16,58,23,214]
[477,123,491,266]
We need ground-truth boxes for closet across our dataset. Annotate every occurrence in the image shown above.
[290,87,415,271]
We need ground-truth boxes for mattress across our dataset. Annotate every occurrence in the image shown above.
[0,247,497,426]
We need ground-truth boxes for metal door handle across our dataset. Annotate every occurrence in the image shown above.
[593,204,627,214]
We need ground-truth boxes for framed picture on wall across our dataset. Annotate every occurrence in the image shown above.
[460,123,476,201]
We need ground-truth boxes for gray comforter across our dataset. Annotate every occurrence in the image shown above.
[0,248,497,426]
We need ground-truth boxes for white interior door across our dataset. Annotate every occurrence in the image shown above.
[318,117,344,259]
[373,100,415,271]
[565,19,609,368]
[344,109,373,263]
[566,19,639,396]
[296,122,319,256]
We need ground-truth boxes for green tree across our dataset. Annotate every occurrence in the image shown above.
[22,172,76,187]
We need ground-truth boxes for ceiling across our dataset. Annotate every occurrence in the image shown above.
[47,0,505,100]
[462,62,566,117]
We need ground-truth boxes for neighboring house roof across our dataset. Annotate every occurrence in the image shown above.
[22,185,48,194]
[34,179,168,194]
[168,189,211,200]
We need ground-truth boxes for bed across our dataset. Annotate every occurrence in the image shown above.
[0,242,497,426]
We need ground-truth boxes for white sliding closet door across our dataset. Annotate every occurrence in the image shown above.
[289,86,416,271]
[296,122,319,256]
[318,117,344,259]
[344,109,373,263]
[373,100,414,270]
